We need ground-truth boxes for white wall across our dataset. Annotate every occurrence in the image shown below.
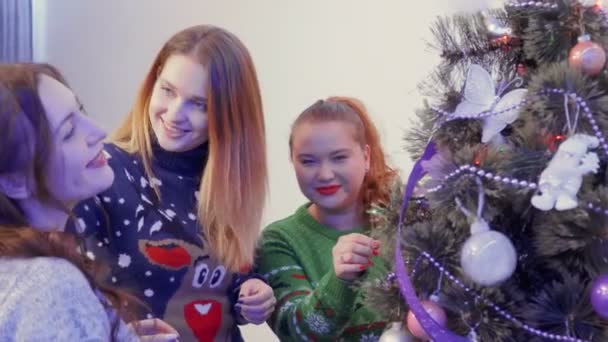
[32,0,502,340]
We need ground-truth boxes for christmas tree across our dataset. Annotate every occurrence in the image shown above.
[366,1,608,341]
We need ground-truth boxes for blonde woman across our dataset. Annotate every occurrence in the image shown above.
[73,25,275,341]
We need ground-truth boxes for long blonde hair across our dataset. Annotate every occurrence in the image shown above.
[112,25,267,272]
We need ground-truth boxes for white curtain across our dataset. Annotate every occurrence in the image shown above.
[1,0,32,62]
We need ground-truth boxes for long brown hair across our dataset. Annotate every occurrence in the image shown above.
[289,96,398,222]
[0,63,139,339]
[112,25,267,272]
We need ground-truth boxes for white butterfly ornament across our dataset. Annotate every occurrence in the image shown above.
[452,64,527,143]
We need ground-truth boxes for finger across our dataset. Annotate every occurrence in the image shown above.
[238,302,274,316]
[239,295,276,314]
[238,289,273,306]
[338,252,370,265]
[351,243,376,257]
[334,242,374,257]
[239,284,256,298]
[135,318,178,335]
[341,233,379,247]
[242,310,273,325]
[139,333,180,342]
[240,311,253,324]
[259,296,277,311]
[336,263,368,275]
[262,303,276,318]
[238,303,275,318]
[337,237,380,255]
[132,318,157,335]
[151,319,178,334]
[240,280,263,297]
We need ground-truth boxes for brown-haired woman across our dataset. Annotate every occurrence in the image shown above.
[258,97,399,340]
[0,63,178,341]
[72,25,275,341]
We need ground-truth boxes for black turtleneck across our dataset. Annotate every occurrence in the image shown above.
[151,140,208,179]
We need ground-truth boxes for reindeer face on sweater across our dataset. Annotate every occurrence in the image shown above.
[139,238,234,342]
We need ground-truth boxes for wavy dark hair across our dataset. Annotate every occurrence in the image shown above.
[0,63,141,340]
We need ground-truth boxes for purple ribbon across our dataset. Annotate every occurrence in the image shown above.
[394,142,468,342]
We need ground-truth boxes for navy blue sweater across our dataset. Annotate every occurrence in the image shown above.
[72,142,256,342]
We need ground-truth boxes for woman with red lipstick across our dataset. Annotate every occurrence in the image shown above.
[258,97,399,340]
[0,63,180,341]
[71,25,275,341]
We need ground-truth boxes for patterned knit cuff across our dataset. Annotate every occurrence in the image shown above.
[319,273,358,317]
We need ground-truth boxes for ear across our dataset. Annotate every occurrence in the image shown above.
[0,173,30,199]
[363,144,371,172]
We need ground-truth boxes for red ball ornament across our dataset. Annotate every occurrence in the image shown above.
[406,300,447,341]
[569,34,606,76]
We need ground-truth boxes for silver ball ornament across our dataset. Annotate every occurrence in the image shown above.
[461,230,517,286]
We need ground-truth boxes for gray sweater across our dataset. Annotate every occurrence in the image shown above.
[0,256,139,341]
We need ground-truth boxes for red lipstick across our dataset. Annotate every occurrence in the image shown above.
[316,185,341,195]
[86,150,107,168]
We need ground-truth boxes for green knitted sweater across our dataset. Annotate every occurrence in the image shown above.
[258,204,388,341]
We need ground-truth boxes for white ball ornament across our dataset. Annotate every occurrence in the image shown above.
[461,230,517,286]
